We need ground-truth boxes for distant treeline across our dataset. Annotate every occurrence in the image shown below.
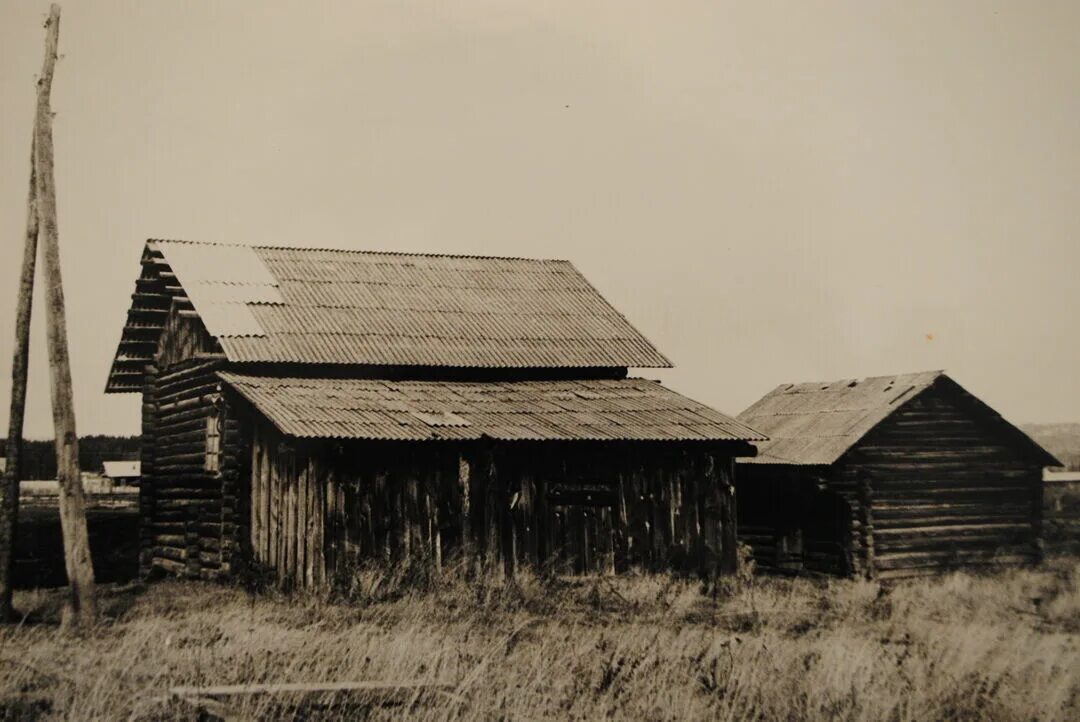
[0,435,140,480]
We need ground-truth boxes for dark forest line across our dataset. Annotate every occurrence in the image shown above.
[0,435,140,480]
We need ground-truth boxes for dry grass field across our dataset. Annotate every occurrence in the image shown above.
[1,557,1078,721]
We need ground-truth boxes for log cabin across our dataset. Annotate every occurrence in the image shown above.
[105,239,764,587]
[734,371,1059,579]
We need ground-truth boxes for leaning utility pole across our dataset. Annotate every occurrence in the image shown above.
[0,141,39,623]
[34,4,97,626]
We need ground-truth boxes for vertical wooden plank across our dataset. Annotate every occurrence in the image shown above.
[858,472,874,579]
[306,457,316,588]
[497,450,515,579]
[680,451,698,562]
[561,507,575,573]
[272,444,284,582]
[282,451,293,584]
[374,470,389,564]
[691,452,709,578]
[519,471,537,568]
[296,453,304,585]
[669,462,681,561]
[266,438,275,573]
[260,440,271,565]
[389,470,403,563]
[336,472,347,577]
[289,450,299,585]
[407,471,422,563]
[650,462,665,568]
[624,462,644,568]
[716,453,738,576]
[305,457,315,588]
[313,457,325,588]
[429,465,441,569]
[483,448,499,568]
[723,458,739,576]
[361,468,374,561]
[458,452,472,562]
[700,450,720,580]
[611,468,628,573]
[535,474,550,567]
[580,508,591,575]
[249,425,262,564]
[325,467,338,584]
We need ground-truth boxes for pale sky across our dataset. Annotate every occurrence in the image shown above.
[1,0,1078,439]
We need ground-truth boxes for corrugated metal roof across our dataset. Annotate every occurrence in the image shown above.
[737,371,1059,467]
[106,240,671,391]
[736,371,945,465]
[220,373,766,443]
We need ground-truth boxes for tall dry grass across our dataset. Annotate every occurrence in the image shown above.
[1,558,1078,720]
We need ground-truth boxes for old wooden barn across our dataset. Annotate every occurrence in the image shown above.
[734,371,1059,579]
[106,239,764,587]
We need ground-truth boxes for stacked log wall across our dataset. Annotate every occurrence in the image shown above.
[143,359,239,579]
[836,386,1043,579]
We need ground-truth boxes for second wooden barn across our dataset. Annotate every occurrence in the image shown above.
[734,371,1059,579]
[106,240,764,588]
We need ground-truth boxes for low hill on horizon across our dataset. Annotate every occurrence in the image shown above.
[1022,423,1080,470]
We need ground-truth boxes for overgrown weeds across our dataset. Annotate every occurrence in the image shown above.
[0,558,1077,720]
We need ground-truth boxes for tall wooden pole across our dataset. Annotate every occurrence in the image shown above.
[0,139,39,622]
[34,4,97,626]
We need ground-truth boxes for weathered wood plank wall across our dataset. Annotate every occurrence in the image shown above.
[245,426,743,589]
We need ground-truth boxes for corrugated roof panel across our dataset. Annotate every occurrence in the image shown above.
[106,240,672,390]
[219,373,766,443]
[737,371,946,465]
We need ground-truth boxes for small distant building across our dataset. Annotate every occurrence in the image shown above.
[101,460,141,486]
[1043,469,1080,547]
[735,371,1059,579]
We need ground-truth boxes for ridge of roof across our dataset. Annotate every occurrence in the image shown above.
[148,238,570,264]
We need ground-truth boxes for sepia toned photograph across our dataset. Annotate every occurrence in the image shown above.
[1,2,1078,719]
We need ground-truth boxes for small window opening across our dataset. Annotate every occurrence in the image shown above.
[205,401,223,473]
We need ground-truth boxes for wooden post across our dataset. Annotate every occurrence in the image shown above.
[717,455,738,575]
[0,137,38,621]
[34,5,97,626]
